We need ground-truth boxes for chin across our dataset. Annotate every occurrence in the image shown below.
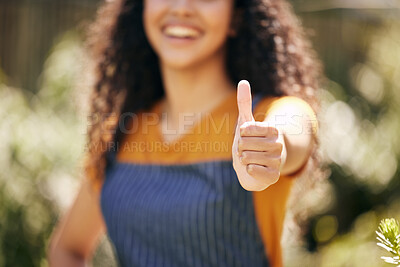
[160,54,203,70]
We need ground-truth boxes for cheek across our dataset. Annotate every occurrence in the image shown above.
[203,4,233,42]
[143,0,164,42]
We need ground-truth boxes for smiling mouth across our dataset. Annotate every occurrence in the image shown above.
[163,25,202,39]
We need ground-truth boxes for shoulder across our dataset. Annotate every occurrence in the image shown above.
[253,95,318,135]
[254,95,316,116]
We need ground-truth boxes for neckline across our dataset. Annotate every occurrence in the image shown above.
[153,90,237,147]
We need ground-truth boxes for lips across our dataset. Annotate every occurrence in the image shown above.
[163,24,202,39]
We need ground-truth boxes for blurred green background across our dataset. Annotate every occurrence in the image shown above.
[0,0,399,266]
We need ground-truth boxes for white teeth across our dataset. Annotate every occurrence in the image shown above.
[164,26,200,38]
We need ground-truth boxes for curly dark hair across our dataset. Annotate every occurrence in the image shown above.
[83,0,326,194]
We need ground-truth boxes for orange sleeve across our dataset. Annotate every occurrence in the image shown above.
[253,175,295,267]
[252,95,318,267]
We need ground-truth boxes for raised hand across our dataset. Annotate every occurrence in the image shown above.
[232,80,285,191]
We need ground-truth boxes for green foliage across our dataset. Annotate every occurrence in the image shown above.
[0,33,86,267]
[376,218,400,265]
[284,13,400,267]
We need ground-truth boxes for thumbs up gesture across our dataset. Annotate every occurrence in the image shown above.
[232,80,286,191]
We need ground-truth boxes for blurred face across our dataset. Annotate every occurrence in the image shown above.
[143,0,235,69]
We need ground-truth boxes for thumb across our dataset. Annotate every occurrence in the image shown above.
[237,80,254,124]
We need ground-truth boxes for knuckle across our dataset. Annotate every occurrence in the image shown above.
[276,142,283,151]
[271,157,281,168]
[246,164,255,175]
[270,169,280,180]
[271,171,280,183]
[271,128,279,138]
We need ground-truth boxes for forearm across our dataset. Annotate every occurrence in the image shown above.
[264,103,315,176]
[47,179,106,267]
[279,126,313,175]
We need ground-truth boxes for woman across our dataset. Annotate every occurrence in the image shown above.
[47,0,323,266]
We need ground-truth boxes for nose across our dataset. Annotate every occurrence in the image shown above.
[170,0,195,17]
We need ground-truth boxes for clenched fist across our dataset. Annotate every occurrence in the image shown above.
[232,80,287,191]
